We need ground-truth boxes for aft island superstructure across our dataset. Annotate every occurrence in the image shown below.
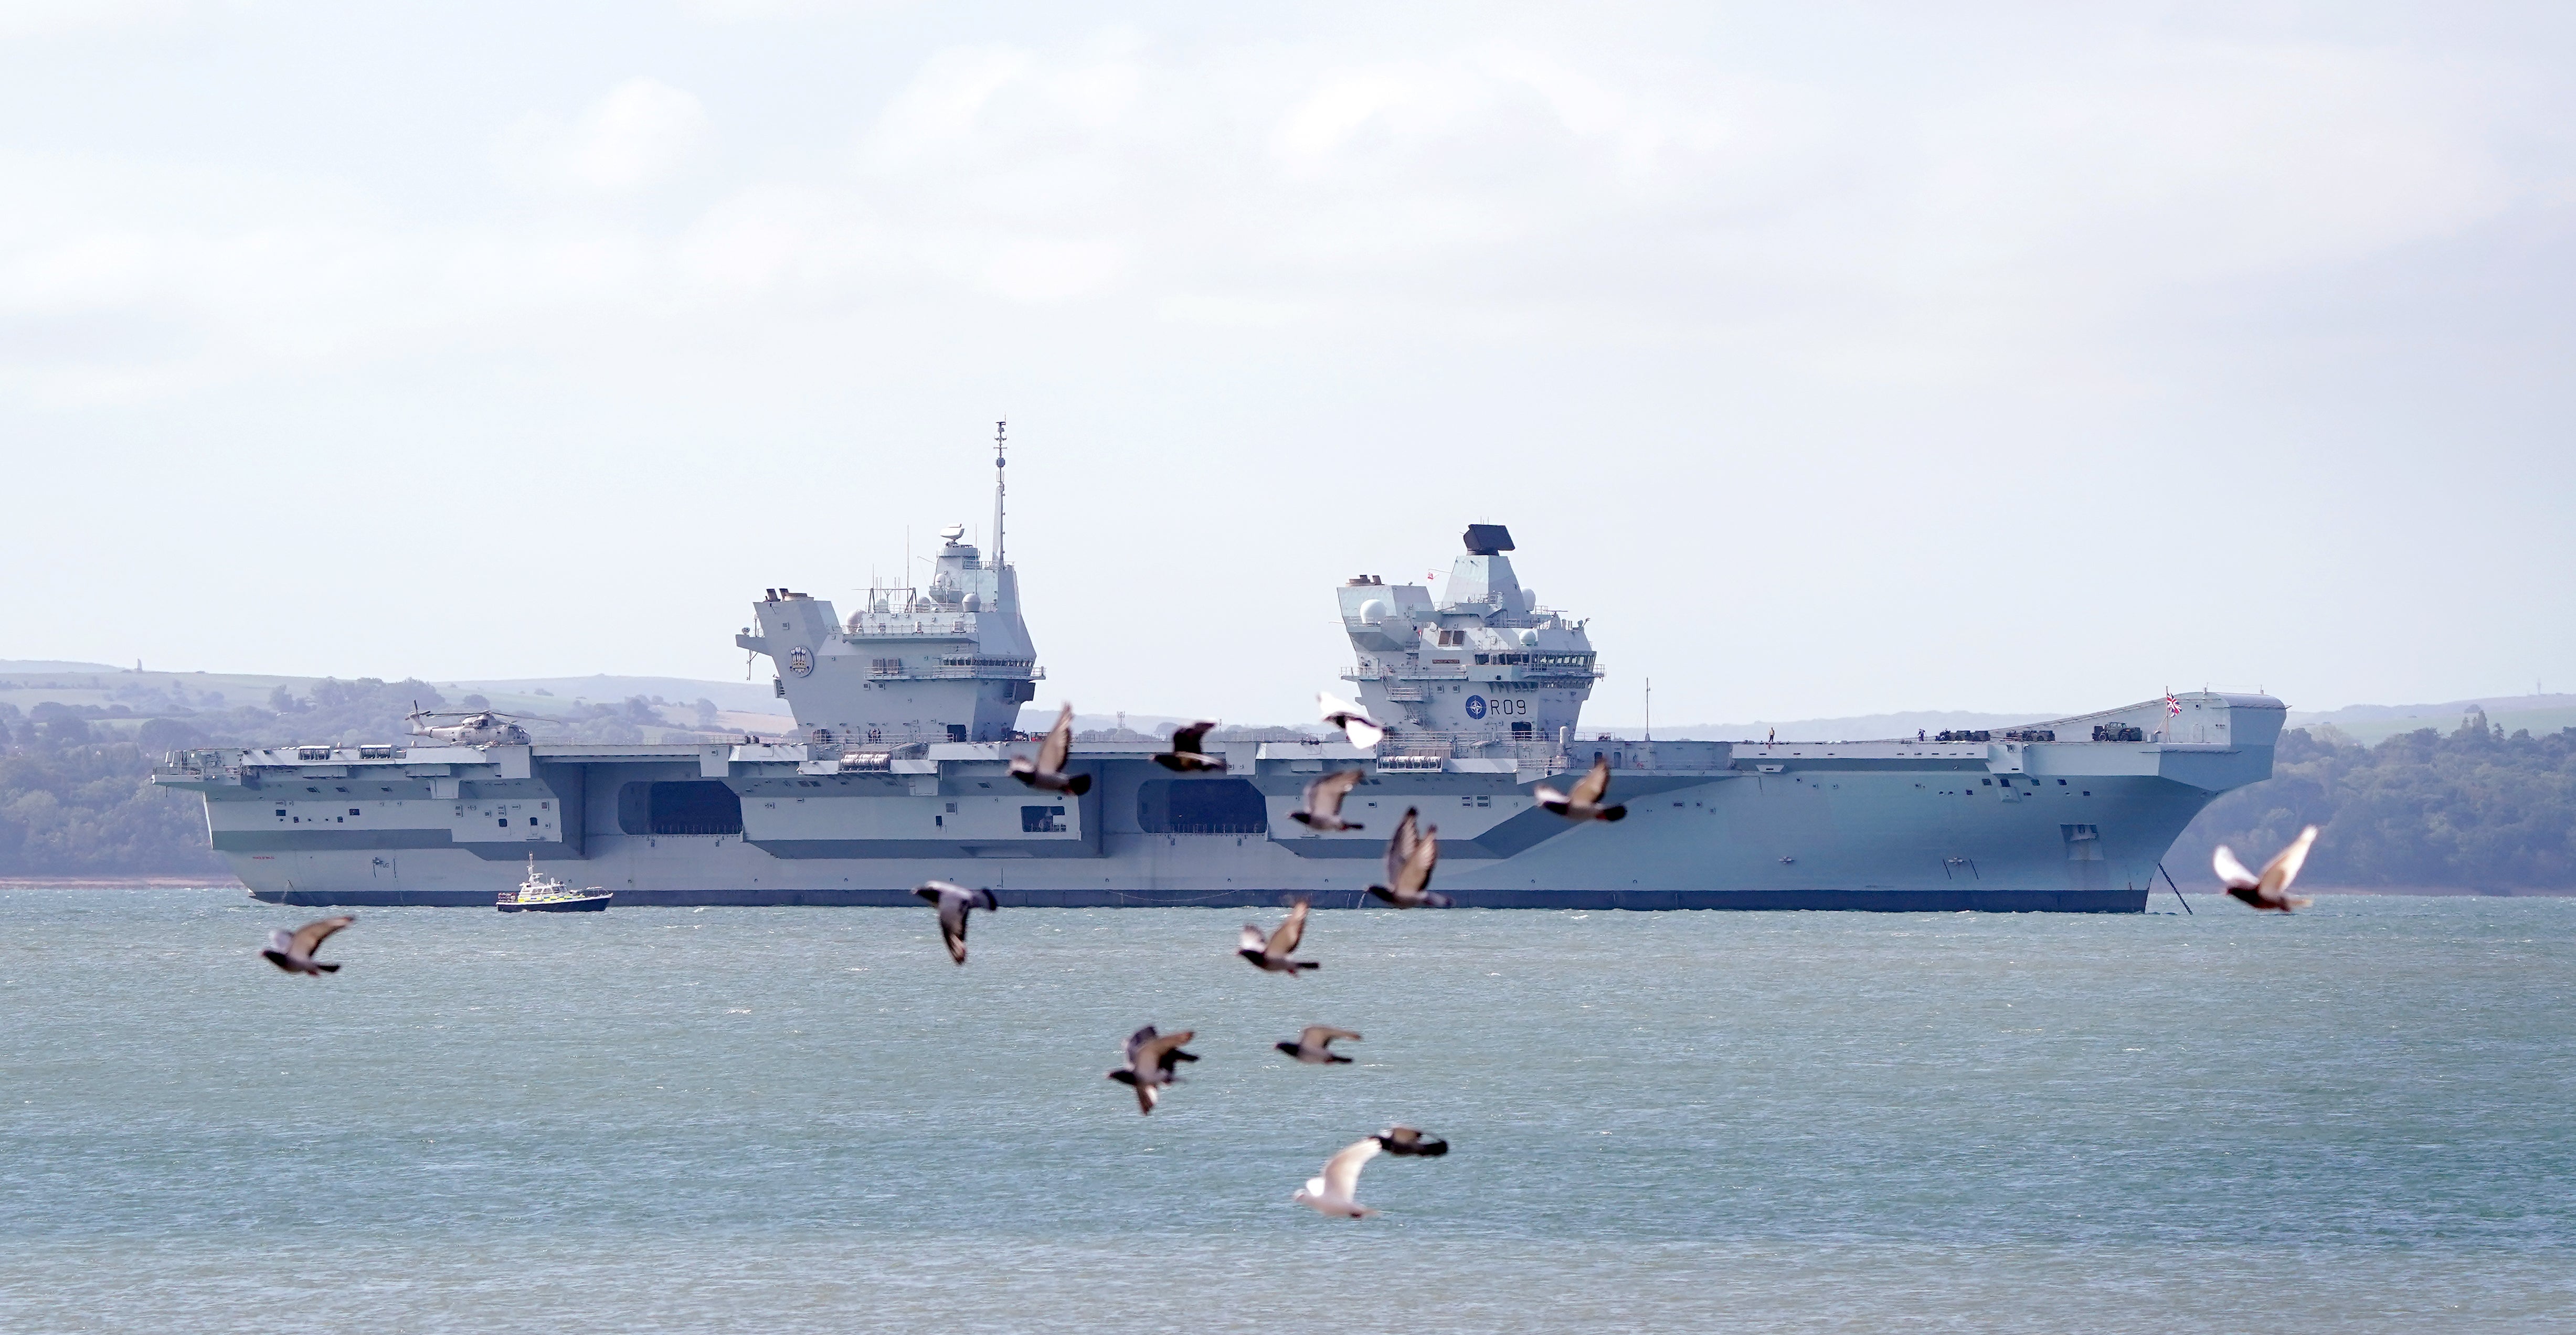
[155,454,2281,912]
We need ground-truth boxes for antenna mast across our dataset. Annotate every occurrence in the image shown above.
[992,419,1008,568]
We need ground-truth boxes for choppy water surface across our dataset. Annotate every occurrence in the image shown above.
[2,890,2571,1332]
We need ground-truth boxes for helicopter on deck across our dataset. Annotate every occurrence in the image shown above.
[406,706,545,747]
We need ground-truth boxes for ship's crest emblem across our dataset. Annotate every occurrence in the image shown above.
[787,646,814,677]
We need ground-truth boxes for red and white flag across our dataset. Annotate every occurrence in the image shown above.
[2165,693,2183,716]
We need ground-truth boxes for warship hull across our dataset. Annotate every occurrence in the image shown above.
[153,501,2282,911]
[159,695,2280,913]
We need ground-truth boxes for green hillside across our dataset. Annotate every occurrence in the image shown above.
[2285,694,2576,745]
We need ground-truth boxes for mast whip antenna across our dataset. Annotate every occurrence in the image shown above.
[992,419,1008,568]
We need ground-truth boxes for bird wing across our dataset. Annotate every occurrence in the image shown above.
[1380,1125,1421,1150]
[1320,692,1384,746]
[1383,808,1422,887]
[289,916,354,958]
[1239,924,1268,954]
[1569,755,1613,806]
[1123,1024,1160,1064]
[1300,1026,1361,1048]
[1035,703,1074,773]
[1320,1137,1381,1200]
[267,928,295,954]
[1393,824,1440,894]
[1532,784,1567,807]
[936,893,972,962]
[2260,826,2319,896]
[1268,900,1309,958]
[1306,768,1362,819]
[2212,845,2259,890]
[1135,1029,1196,1070]
[1171,721,1215,755]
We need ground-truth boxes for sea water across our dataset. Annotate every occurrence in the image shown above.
[1,890,2570,1332]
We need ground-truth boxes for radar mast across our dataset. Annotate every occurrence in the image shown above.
[991,419,1007,569]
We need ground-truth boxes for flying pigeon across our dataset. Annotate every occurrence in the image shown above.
[1366,808,1453,909]
[1375,1125,1449,1157]
[913,880,998,964]
[2214,825,2319,912]
[1106,1024,1200,1115]
[1318,692,1386,749]
[1276,1025,1361,1064]
[1292,1136,1384,1218]
[1534,755,1627,822]
[262,916,354,976]
[1009,702,1093,796]
[1152,721,1227,773]
[1289,768,1366,832]
[1239,900,1320,974]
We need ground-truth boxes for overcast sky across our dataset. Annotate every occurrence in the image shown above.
[4,2,2571,724]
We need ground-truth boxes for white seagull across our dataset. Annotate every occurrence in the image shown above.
[1318,692,1387,749]
[1009,703,1092,796]
[262,916,354,976]
[1292,1136,1384,1218]
[913,880,998,964]
[2214,826,2319,912]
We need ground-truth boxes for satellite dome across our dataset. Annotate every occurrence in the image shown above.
[1517,628,1539,646]
[1359,599,1391,624]
[963,593,982,612]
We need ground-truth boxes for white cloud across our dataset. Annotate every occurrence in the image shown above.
[0,22,2551,405]
[0,0,192,39]
[980,237,1125,302]
[671,0,913,19]
[495,78,713,194]
[1,7,2569,721]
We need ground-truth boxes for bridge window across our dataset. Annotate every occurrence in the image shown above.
[617,781,746,836]
[1137,779,1267,835]
[1022,805,1066,832]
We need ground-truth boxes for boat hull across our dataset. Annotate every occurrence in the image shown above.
[495,894,613,912]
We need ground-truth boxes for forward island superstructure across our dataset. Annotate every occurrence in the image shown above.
[155,449,2282,911]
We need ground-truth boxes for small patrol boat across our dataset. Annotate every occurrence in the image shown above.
[496,855,612,913]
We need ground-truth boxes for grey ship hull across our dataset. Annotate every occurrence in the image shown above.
[159,693,2278,912]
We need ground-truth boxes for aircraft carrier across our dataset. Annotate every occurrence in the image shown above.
[154,447,2281,912]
